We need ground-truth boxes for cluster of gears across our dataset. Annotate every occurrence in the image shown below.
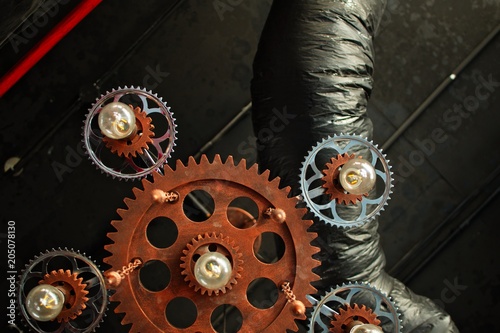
[17,87,401,332]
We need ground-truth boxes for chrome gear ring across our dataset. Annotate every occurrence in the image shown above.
[299,135,393,228]
[18,248,108,333]
[83,86,177,180]
[308,282,402,333]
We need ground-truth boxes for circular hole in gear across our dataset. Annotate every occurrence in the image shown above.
[146,217,178,248]
[36,319,62,331]
[149,112,170,138]
[21,276,41,297]
[166,297,198,328]
[211,304,243,333]
[69,306,94,329]
[226,197,259,229]
[253,232,285,264]
[246,278,279,309]
[139,260,171,292]
[47,255,73,272]
[183,190,215,222]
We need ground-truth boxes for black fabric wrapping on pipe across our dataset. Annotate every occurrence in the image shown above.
[251,0,458,332]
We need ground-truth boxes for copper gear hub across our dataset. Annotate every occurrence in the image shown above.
[104,154,320,332]
[39,269,90,322]
[102,104,155,158]
[330,303,381,333]
[322,153,367,205]
[180,232,243,296]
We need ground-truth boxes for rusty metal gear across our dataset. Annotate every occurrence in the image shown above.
[104,154,320,332]
[180,232,243,296]
[102,105,155,158]
[322,153,366,205]
[40,269,90,323]
[330,304,381,333]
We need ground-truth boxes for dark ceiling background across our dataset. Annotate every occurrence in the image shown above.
[1,0,499,332]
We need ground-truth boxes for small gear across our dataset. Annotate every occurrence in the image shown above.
[330,304,381,333]
[322,153,366,205]
[180,232,243,295]
[299,134,393,228]
[308,282,402,333]
[40,269,89,322]
[104,154,320,332]
[83,86,177,180]
[102,105,155,158]
[18,248,108,333]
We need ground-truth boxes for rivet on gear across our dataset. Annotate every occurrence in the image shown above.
[180,232,243,296]
[330,304,381,333]
[322,153,366,205]
[39,269,89,323]
[102,105,155,158]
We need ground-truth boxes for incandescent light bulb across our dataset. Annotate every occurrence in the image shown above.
[339,158,376,195]
[98,102,136,139]
[194,252,232,290]
[26,284,65,322]
[350,324,384,333]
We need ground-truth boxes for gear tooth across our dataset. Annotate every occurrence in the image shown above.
[131,187,143,199]
[248,162,259,174]
[151,171,163,184]
[213,154,222,164]
[107,231,118,242]
[116,208,127,219]
[123,197,134,209]
[103,244,114,254]
[239,158,247,169]
[176,159,186,169]
[260,169,270,180]
[188,155,197,165]
[279,185,291,195]
[226,155,235,165]
[120,314,133,326]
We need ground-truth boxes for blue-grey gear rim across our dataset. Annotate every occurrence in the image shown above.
[299,135,393,228]
[307,281,402,333]
[82,86,177,180]
[18,248,109,333]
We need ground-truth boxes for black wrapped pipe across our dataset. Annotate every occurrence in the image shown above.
[251,0,458,331]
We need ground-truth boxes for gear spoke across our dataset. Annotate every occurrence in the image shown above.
[308,186,325,199]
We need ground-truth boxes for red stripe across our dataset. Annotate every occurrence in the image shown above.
[0,0,102,97]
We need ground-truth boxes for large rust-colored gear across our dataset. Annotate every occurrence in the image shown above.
[104,154,320,332]
[322,153,367,205]
[330,304,381,333]
[39,269,90,323]
[102,105,155,158]
[180,232,243,296]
